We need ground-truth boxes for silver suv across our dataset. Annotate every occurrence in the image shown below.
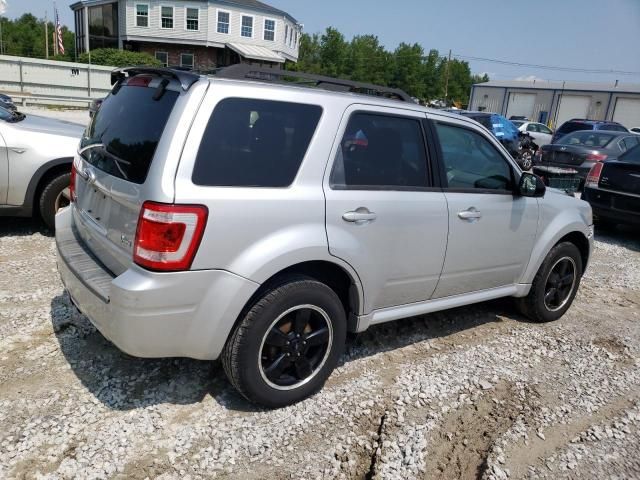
[56,66,593,407]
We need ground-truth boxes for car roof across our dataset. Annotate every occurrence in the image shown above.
[563,119,623,125]
[563,130,631,137]
[207,75,469,120]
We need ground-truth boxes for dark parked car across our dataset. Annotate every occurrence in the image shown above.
[551,119,627,144]
[583,144,640,227]
[455,111,536,169]
[538,130,640,185]
[0,93,17,112]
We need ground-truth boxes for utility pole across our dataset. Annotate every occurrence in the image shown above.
[443,49,452,105]
[45,11,49,59]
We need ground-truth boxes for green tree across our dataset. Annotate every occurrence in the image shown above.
[0,14,74,61]
[78,48,161,67]
[346,34,391,85]
[289,33,322,73]
[318,27,348,77]
[391,43,425,98]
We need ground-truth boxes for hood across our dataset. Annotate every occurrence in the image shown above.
[17,114,85,139]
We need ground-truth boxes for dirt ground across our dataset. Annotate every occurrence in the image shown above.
[0,217,639,480]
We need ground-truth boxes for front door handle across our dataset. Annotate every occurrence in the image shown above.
[343,208,377,224]
[458,208,482,221]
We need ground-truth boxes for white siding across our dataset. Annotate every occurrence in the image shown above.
[121,0,300,60]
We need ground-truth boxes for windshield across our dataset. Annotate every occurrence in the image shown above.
[80,83,179,184]
[511,120,525,128]
[558,131,615,148]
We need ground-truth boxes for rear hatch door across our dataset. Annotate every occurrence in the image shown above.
[73,73,203,275]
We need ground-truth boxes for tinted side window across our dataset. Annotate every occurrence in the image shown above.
[539,124,553,134]
[330,113,429,189]
[526,124,539,132]
[192,98,322,187]
[620,144,640,164]
[435,123,514,191]
[621,136,639,152]
[606,124,628,132]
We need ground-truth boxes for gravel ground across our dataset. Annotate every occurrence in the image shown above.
[0,218,639,480]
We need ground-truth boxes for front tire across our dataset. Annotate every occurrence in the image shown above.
[222,276,347,408]
[516,242,583,323]
[39,172,71,230]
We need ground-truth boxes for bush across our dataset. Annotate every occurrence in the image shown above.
[78,48,161,68]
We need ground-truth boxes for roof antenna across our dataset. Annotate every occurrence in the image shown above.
[614,79,619,87]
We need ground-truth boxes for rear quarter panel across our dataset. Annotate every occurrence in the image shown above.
[173,82,364,307]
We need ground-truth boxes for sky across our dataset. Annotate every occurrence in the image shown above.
[5,0,640,84]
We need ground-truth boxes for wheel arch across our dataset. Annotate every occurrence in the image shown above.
[238,260,364,334]
[20,157,72,216]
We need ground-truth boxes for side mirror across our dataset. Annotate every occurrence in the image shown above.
[518,172,546,197]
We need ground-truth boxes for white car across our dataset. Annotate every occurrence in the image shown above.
[630,127,640,135]
[512,121,554,146]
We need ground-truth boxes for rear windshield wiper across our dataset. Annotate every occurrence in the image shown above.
[78,143,131,180]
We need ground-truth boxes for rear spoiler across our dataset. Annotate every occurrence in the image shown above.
[110,67,200,91]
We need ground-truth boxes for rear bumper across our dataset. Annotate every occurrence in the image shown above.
[583,188,640,226]
[55,207,260,360]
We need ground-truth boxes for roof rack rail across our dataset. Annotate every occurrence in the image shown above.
[111,67,200,91]
[214,64,414,103]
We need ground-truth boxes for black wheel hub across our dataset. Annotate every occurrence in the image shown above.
[544,258,576,311]
[260,306,332,389]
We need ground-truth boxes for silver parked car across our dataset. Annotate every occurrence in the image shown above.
[56,66,593,407]
[0,106,84,229]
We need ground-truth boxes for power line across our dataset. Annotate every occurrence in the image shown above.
[453,54,640,76]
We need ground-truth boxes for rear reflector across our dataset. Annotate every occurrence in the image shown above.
[70,162,77,202]
[133,202,208,271]
[585,162,604,189]
[586,153,608,162]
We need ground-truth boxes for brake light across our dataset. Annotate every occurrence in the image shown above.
[127,75,153,87]
[133,202,208,271]
[586,153,608,162]
[585,162,603,188]
[70,163,77,202]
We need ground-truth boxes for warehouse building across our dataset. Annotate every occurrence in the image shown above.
[468,80,640,130]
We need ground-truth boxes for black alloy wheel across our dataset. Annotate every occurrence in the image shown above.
[543,257,577,312]
[259,305,333,390]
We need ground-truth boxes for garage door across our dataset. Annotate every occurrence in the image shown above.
[612,98,640,129]
[555,95,590,127]
[506,93,536,120]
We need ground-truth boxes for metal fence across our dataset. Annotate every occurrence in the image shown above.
[0,54,115,106]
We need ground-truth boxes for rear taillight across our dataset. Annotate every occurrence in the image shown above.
[586,153,608,162]
[585,162,604,188]
[133,202,208,272]
[70,163,77,202]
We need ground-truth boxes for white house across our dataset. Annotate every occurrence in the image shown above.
[69,0,302,70]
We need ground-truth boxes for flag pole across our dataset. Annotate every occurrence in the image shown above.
[45,10,49,58]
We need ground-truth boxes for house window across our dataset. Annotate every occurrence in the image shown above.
[241,15,253,38]
[217,11,229,34]
[155,51,168,67]
[186,7,199,31]
[180,53,194,69]
[264,19,275,41]
[295,30,298,47]
[285,25,288,44]
[161,6,174,29]
[135,3,149,27]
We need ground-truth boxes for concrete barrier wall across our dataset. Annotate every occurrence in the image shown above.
[0,55,115,105]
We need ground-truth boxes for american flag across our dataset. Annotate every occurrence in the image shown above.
[55,4,64,55]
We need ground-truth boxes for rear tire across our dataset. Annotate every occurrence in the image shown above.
[516,242,583,323]
[39,172,71,230]
[222,276,346,408]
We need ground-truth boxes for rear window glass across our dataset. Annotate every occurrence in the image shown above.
[620,144,640,164]
[557,122,593,135]
[192,98,322,187]
[80,84,178,184]
[558,131,614,147]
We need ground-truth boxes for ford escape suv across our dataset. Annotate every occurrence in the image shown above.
[56,66,593,408]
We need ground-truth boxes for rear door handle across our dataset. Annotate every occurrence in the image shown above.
[458,208,482,221]
[343,208,377,224]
